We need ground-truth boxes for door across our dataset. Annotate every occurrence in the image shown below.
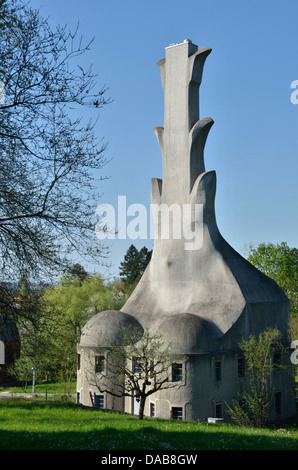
[133,391,140,415]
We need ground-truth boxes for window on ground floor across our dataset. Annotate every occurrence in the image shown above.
[94,394,104,409]
[172,407,183,420]
[215,402,223,418]
[150,402,155,417]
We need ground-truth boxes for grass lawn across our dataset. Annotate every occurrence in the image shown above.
[0,379,76,395]
[0,399,297,450]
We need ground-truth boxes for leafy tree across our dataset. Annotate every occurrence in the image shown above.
[44,273,125,333]
[10,273,126,383]
[8,273,58,383]
[64,264,89,283]
[247,242,298,318]
[7,355,34,391]
[89,328,182,420]
[119,244,152,289]
[17,270,44,327]
[248,242,298,367]
[40,274,125,378]
[227,328,289,427]
[0,0,110,282]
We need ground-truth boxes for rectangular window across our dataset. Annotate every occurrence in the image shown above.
[237,358,244,378]
[172,363,183,382]
[94,394,104,409]
[150,402,155,417]
[215,402,223,418]
[172,407,183,420]
[215,361,221,382]
[76,392,80,405]
[275,392,282,414]
[77,353,81,370]
[95,355,105,373]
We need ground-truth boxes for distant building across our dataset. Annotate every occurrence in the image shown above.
[0,314,20,383]
[77,41,296,422]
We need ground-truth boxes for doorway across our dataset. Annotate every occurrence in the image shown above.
[133,391,140,415]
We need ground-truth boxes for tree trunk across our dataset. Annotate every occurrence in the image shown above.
[138,395,146,420]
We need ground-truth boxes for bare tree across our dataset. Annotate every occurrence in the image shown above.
[89,328,182,420]
[0,0,111,282]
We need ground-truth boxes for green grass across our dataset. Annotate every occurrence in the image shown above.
[0,380,76,395]
[0,399,297,450]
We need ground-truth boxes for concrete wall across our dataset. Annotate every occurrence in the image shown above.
[141,352,296,423]
[76,345,125,412]
[77,345,296,423]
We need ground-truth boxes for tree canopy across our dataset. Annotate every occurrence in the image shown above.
[9,272,126,384]
[227,327,289,427]
[247,242,298,318]
[119,244,152,289]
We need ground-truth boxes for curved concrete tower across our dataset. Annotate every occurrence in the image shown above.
[122,40,290,348]
[78,40,296,421]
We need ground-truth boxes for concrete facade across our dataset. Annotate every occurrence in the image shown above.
[77,40,296,422]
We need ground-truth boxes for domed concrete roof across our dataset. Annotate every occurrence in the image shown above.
[80,310,143,348]
[158,313,220,354]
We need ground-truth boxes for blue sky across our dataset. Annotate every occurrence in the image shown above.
[30,0,298,279]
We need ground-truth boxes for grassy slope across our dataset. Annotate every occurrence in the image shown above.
[0,400,297,450]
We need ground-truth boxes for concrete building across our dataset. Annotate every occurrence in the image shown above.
[77,40,296,422]
[0,313,20,384]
